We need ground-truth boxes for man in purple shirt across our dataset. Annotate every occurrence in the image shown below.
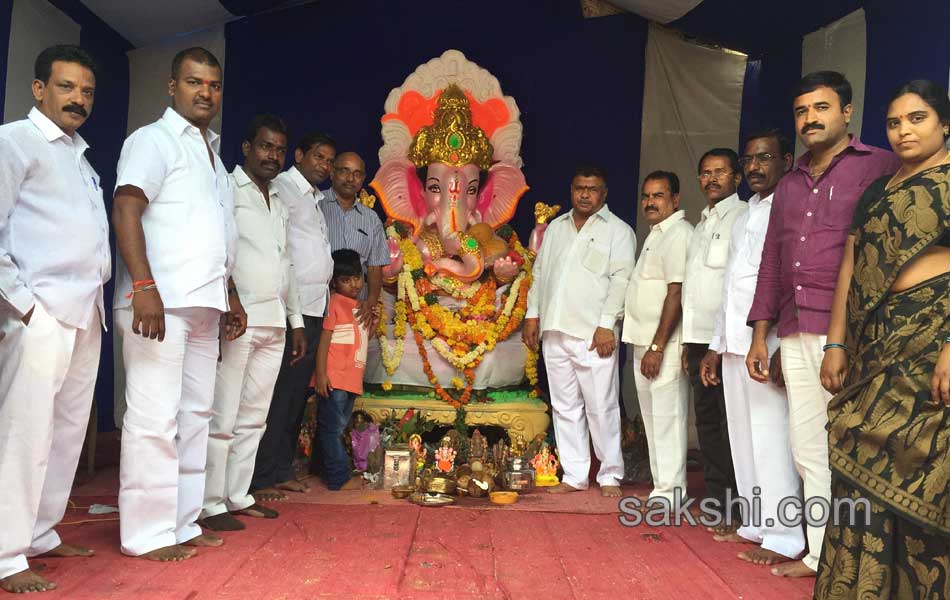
[746,71,900,578]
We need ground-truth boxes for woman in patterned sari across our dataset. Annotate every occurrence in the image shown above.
[816,79,950,599]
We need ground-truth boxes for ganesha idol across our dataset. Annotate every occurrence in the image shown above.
[364,50,555,405]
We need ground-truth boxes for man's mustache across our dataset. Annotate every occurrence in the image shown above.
[747,171,765,180]
[705,183,720,191]
[262,161,280,170]
[644,206,658,212]
[63,104,87,117]
[801,122,824,134]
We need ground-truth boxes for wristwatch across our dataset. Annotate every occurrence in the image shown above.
[650,343,663,353]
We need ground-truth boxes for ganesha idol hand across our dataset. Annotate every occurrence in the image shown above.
[492,256,519,282]
[442,231,463,257]
[381,238,404,280]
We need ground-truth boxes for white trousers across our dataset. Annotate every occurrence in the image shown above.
[117,306,220,556]
[722,353,805,558]
[202,325,285,517]
[0,302,100,579]
[631,343,689,503]
[542,330,623,489]
[780,333,833,571]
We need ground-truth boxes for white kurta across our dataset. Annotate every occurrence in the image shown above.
[528,205,636,489]
[0,109,109,579]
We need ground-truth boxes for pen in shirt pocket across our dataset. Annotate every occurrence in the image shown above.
[357,228,368,236]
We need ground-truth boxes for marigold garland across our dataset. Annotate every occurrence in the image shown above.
[376,223,536,406]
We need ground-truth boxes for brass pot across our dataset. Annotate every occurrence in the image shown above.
[428,476,457,495]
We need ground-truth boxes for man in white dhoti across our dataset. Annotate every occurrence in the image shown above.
[200,114,306,531]
[112,47,244,562]
[0,45,110,594]
[523,164,635,497]
[621,171,693,506]
[700,129,805,566]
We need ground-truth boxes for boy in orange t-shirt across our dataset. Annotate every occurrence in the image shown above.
[314,249,369,490]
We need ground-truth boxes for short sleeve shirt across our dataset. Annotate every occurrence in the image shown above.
[621,209,693,346]
[324,293,368,395]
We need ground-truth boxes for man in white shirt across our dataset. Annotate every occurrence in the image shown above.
[200,115,306,531]
[681,149,747,524]
[700,130,804,567]
[621,171,693,507]
[0,45,110,594]
[252,132,336,500]
[112,47,244,563]
[523,164,635,497]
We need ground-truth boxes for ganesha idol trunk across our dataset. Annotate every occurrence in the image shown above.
[365,291,528,390]
[358,50,551,444]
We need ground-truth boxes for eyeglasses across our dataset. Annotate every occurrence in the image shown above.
[738,152,777,167]
[698,168,732,180]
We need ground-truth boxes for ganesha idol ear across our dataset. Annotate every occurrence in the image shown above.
[369,158,426,236]
[475,163,529,229]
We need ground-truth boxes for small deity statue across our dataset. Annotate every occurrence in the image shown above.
[408,433,427,473]
[530,443,560,486]
[435,435,457,474]
[510,433,527,459]
[468,429,488,472]
[491,438,509,471]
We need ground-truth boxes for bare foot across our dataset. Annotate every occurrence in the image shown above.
[547,482,582,494]
[739,548,791,566]
[601,485,622,497]
[251,487,286,502]
[140,545,196,562]
[771,559,815,577]
[232,503,279,519]
[35,543,95,558]
[706,523,739,535]
[276,479,311,493]
[712,532,754,544]
[339,476,364,491]
[183,534,223,548]
[0,569,57,593]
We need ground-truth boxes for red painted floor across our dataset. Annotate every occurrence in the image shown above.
[34,462,818,600]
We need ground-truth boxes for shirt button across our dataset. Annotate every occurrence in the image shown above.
[806,212,813,217]
[796,285,802,291]
[812,189,819,194]
[800,236,806,242]
[795,261,801,267]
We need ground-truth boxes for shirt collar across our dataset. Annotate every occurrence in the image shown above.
[750,191,775,207]
[232,165,278,196]
[287,165,316,196]
[567,203,612,225]
[651,209,686,232]
[161,107,221,152]
[701,193,740,220]
[795,134,870,173]
[28,107,88,151]
[325,187,363,214]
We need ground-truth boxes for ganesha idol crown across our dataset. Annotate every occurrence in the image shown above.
[407,84,493,171]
